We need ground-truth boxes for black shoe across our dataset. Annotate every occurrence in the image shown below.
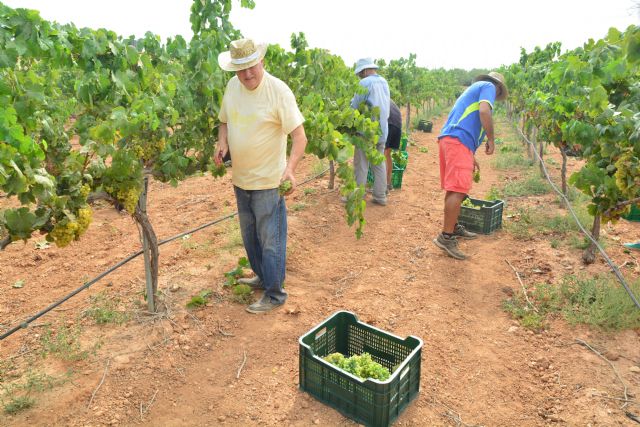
[433,233,467,260]
[237,276,264,289]
[246,295,283,314]
[453,223,477,240]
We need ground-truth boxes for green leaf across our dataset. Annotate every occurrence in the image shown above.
[336,144,354,163]
[589,85,608,111]
[4,161,28,194]
[626,29,640,63]
[125,45,139,65]
[3,207,37,240]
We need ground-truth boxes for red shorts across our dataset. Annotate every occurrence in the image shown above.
[439,136,474,194]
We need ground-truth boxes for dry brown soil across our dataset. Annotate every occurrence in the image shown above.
[1,115,640,426]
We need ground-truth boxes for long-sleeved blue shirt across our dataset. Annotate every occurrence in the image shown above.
[350,74,390,143]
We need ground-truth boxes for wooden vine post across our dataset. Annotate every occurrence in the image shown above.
[134,177,159,312]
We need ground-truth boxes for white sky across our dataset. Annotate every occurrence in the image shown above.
[3,0,639,70]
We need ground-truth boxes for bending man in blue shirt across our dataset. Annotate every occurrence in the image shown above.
[433,72,508,260]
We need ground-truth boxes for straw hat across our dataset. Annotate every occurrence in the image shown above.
[354,58,378,75]
[218,38,267,72]
[474,71,508,101]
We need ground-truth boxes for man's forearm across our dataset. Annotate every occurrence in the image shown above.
[287,125,308,172]
[218,122,228,145]
[479,109,494,142]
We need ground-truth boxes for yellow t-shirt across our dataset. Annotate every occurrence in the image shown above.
[219,71,305,190]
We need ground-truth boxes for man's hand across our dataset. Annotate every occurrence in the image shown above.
[485,139,495,155]
[280,168,296,196]
[473,156,480,172]
[215,122,229,166]
[214,140,228,166]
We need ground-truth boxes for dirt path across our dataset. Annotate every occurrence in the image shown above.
[2,116,640,426]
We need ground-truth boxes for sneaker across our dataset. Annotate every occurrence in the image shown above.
[237,276,264,289]
[433,233,467,260]
[246,295,283,314]
[371,197,387,206]
[453,223,477,240]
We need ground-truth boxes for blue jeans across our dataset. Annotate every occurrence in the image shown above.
[233,186,287,304]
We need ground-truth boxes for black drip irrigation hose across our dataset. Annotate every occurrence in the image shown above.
[0,168,330,340]
[515,125,640,309]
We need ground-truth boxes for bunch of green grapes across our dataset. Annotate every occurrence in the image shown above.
[461,198,480,209]
[48,220,79,248]
[132,138,167,161]
[79,184,91,199]
[614,151,639,195]
[392,151,408,169]
[279,180,292,195]
[104,185,141,214]
[473,169,481,183]
[323,352,390,381]
[209,163,227,178]
[76,207,93,235]
[46,206,93,247]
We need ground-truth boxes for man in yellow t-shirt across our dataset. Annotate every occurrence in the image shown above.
[214,38,307,314]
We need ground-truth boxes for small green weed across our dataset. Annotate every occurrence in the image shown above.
[40,324,91,361]
[502,174,551,197]
[505,206,583,240]
[1,370,69,415]
[291,203,306,212]
[186,289,213,309]
[85,292,129,325]
[569,235,591,250]
[503,275,640,331]
[485,186,503,201]
[3,395,34,414]
[303,188,317,196]
[224,257,250,287]
[492,153,533,170]
[418,147,428,153]
[231,284,254,304]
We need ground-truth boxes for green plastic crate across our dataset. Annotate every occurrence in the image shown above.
[367,151,408,187]
[622,204,640,222]
[391,167,404,189]
[458,197,504,234]
[400,135,408,151]
[299,311,423,427]
[417,120,433,132]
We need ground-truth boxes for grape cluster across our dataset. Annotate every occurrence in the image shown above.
[48,220,79,247]
[104,185,141,214]
[132,138,167,161]
[324,352,390,381]
[461,198,480,210]
[210,163,227,178]
[80,184,91,199]
[47,206,93,247]
[278,180,292,196]
[76,207,92,235]
[614,151,638,195]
